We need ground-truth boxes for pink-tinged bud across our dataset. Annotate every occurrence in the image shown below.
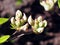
[11,17,15,24]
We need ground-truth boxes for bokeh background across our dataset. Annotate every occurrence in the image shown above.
[0,0,60,45]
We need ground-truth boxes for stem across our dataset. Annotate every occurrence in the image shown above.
[12,31,18,35]
[13,34,24,42]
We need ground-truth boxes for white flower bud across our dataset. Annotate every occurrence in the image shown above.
[39,22,43,27]
[34,19,39,29]
[15,20,20,27]
[15,10,22,20]
[11,17,15,24]
[40,1,50,11]
[37,28,44,33]
[43,20,47,27]
[37,16,42,22]
[40,0,56,11]
[20,23,28,31]
[22,13,27,21]
[28,15,33,25]
[46,0,54,7]
[15,16,20,21]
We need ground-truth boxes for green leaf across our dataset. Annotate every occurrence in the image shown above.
[0,35,10,44]
[58,0,60,8]
[0,18,9,25]
[16,0,22,6]
[10,24,16,29]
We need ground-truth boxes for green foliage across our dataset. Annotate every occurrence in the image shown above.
[0,18,9,25]
[58,0,60,8]
[16,0,22,6]
[0,35,10,44]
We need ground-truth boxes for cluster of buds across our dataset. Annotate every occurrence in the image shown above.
[10,10,47,34]
[10,10,28,32]
[28,16,47,34]
[40,0,57,11]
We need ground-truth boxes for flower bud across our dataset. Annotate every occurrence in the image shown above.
[33,27,44,34]
[43,20,47,27]
[34,19,39,29]
[15,20,20,27]
[15,10,22,20]
[20,23,28,31]
[10,17,15,24]
[20,19,25,25]
[15,16,20,21]
[46,0,54,7]
[40,0,57,11]
[46,0,53,4]
[22,13,27,22]
[40,1,50,11]
[39,22,43,27]
[37,16,42,22]
[36,28,44,33]
[28,15,33,25]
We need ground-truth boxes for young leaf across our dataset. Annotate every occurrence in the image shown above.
[0,18,9,25]
[16,0,22,6]
[0,35,10,44]
[58,0,60,8]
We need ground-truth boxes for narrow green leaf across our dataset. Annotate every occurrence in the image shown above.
[0,35,10,44]
[0,18,9,25]
[58,0,60,8]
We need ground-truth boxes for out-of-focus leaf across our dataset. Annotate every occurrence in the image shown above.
[16,0,22,6]
[0,18,9,25]
[58,0,60,8]
[0,35,10,44]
